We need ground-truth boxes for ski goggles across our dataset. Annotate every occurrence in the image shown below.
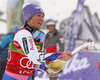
[32,30,46,42]
[46,19,54,22]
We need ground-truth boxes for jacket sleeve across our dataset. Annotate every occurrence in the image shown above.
[0,34,13,48]
[58,33,65,52]
[14,30,42,64]
[14,29,47,71]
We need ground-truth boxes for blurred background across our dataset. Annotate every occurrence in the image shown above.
[0,0,100,80]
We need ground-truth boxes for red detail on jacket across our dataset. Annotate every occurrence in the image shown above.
[28,38,34,50]
[6,50,35,76]
[13,40,21,49]
[46,45,57,53]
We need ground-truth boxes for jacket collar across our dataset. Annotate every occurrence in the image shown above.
[46,29,58,38]
[24,24,34,33]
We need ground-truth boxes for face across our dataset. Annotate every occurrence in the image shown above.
[27,13,44,29]
[48,25,55,32]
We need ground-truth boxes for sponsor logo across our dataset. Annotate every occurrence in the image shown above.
[19,70,33,74]
[35,6,44,13]
[13,40,21,49]
[20,57,35,69]
[25,14,30,19]
[63,53,90,74]
[28,38,34,50]
[36,45,41,51]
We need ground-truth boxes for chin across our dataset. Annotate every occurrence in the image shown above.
[38,26,41,29]
[33,26,41,30]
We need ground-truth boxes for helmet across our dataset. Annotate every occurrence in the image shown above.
[47,19,56,26]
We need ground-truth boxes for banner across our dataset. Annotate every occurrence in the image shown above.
[68,0,85,51]
[7,0,24,33]
[12,0,24,28]
[35,52,100,80]
[7,0,18,33]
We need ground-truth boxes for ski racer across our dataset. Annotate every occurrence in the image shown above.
[2,3,73,80]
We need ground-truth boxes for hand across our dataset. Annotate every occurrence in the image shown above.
[62,51,73,62]
[83,46,90,51]
[45,67,59,77]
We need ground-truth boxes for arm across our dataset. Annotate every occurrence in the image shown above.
[14,29,41,64]
[0,34,13,48]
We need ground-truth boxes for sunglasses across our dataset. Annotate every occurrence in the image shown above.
[32,30,46,42]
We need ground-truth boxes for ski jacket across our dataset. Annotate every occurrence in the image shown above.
[0,33,14,62]
[5,24,67,77]
[44,29,64,53]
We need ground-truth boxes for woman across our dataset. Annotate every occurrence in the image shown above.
[3,3,73,80]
